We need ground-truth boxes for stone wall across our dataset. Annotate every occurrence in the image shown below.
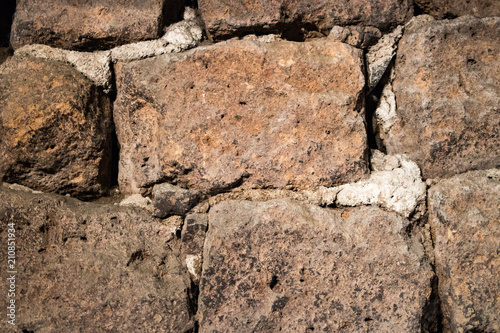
[0,1,498,332]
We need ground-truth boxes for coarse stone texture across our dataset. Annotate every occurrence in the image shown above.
[119,193,153,211]
[198,0,414,40]
[114,38,368,194]
[198,200,433,332]
[153,183,202,218]
[10,0,184,51]
[0,186,195,332]
[15,44,113,92]
[415,0,500,19]
[378,16,500,179]
[428,169,500,333]
[0,55,113,199]
[366,26,403,91]
[335,150,426,218]
[328,25,382,49]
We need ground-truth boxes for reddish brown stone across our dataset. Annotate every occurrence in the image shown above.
[415,0,500,19]
[198,0,413,40]
[428,169,500,332]
[0,55,113,199]
[114,37,368,194]
[10,0,184,50]
[0,186,195,332]
[378,16,500,179]
[199,200,434,332]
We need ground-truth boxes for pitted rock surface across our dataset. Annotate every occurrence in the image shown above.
[10,0,184,50]
[0,186,195,332]
[114,38,368,194]
[0,55,113,199]
[379,16,500,179]
[198,200,433,332]
[199,0,413,40]
[428,169,500,333]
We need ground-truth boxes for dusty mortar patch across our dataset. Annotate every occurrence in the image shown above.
[374,80,397,136]
[335,150,426,217]
[110,7,203,63]
[2,182,43,194]
[14,44,112,92]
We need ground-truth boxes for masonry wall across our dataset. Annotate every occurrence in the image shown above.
[0,1,499,332]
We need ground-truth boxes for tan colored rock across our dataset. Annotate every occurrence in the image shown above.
[328,25,382,49]
[378,16,500,179]
[114,38,368,194]
[199,200,434,332]
[198,0,413,40]
[10,0,184,50]
[0,187,195,332]
[428,169,500,333]
[415,0,500,19]
[0,55,113,199]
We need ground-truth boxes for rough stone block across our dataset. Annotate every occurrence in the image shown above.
[199,200,434,332]
[0,186,195,332]
[0,55,113,199]
[378,16,500,179]
[198,0,413,40]
[415,0,500,19]
[114,37,368,194]
[428,169,500,332]
[10,0,184,50]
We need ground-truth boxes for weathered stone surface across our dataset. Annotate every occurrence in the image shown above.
[114,38,368,194]
[378,16,500,179]
[366,26,403,90]
[0,186,195,332]
[328,25,382,49]
[199,200,433,332]
[428,169,500,333]
[415,0,500,19]
[153,183,202,218]
[10,0,184,51]
[198,0,413,40]
[0,55,113,199]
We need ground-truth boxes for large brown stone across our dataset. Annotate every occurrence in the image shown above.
[198,200,434,332]
[198,0,414,40]
[428,169,500,333]
[415,0,500,19]
[0,55,113,199]
[0,185,195,332]
[378,16,500,179]
[10,0,184,51]
[114,37,368,194]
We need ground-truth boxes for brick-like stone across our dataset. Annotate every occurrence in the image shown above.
[415,0,500,19]
[198,0,413,40]
[0,186,195,332]
[377,16,500,179]
[428,169,500,333]
[198,200,434,332]
[0,55,113,199]
[114,38,368,194]
[10,0,184,51]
